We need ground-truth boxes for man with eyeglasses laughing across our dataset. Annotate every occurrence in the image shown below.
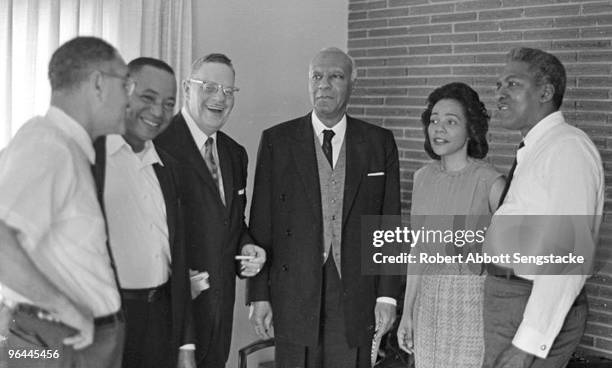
[93,57,195,368]
[155,53,266,368]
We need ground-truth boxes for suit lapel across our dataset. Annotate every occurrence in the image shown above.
[291,114,322,220]
[174,115,225,199]
[153,162,176,251]
[217,133,234,210]
[342,116,367,224]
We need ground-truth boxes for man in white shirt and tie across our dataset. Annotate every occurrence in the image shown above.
[0,36,128,368]
[483,47,604,368]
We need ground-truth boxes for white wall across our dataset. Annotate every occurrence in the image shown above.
[191,1,348,367]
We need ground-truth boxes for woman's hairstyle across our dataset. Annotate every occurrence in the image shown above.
[421,82,490,160]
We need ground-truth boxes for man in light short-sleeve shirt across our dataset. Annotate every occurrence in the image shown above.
[0,36,130,368]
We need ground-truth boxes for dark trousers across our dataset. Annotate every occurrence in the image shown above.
[276,256,370,368]
[195,300,227,368]
[4,307,124,368]
[122,289,173,368]
[482,276,587,368]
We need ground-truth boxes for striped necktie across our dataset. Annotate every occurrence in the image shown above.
[204,137,225,205]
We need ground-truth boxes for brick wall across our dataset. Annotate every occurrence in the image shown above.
[346,0,612,359]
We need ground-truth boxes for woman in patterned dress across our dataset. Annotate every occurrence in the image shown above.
[397,82,505,368]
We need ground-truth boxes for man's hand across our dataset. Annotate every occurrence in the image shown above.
[396,314,414,354]
[55,299,94,350]
[189,269,209,300]
[374,302,396,338]
[177,349,196,368]
[249,301,274,340]
[493,345,535,368]
[0,221,94,349]
[238,244,266,277]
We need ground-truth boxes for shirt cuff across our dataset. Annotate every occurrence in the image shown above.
[513,324,552,358]
[179,344,195,350]
[376,297,397,306]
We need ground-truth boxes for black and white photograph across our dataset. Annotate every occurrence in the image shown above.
[0,1,611,367]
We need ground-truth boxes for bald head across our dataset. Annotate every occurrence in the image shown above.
[309,47,356,82]
[308,47,355,127]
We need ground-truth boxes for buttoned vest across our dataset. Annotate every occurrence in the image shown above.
[314,133,346,276]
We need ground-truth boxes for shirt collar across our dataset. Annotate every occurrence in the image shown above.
[106,134,164,167]
[181,106,217,151]
[522,111,564,149]
[46,106,95,163]
[310,112,347,140]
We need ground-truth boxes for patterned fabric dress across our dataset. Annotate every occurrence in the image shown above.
[409,159,502,368]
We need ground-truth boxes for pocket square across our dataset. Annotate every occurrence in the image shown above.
[367,172,385,177]
[238,188,245,195]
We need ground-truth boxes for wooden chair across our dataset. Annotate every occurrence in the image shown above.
[238,338,275,368]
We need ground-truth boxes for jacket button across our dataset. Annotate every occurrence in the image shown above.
[286,229,292,237]
[282,265,288,271]
[280,194,286,201]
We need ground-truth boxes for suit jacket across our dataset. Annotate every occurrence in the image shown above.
[154,113,252,363]
[247,113,402,348]
[93,137,192,363]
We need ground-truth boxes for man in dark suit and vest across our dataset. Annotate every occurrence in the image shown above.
[247,47,402,368]
[94,57,195,368]
[155,53,266,368]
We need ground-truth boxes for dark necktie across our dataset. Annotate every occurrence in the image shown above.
[204,137,225,205]
[498,141,525,207]
[322,129,335,168]
[90,161,122,293]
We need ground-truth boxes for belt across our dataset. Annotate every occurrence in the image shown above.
[121,283,168,303]
[15,303,59,323]
[93,311,124,327]
[16,303,123,327]
[486,263,533,284]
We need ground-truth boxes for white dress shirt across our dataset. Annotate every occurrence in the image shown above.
[182,107,225,202]
[104,135,170,289]
[311,112,347,169]
[0,106,120,316]
[311,112,396,307]
[486,111,604,357]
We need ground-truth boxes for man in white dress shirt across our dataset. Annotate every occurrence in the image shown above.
[0,36,129,368]
[96,57,195,368]
[483,47,604,368]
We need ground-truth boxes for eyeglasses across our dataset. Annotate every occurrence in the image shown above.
[99,70,136,96]
[188,79,239,97]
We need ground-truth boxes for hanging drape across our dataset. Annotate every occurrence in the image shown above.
[0,0,192,147]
